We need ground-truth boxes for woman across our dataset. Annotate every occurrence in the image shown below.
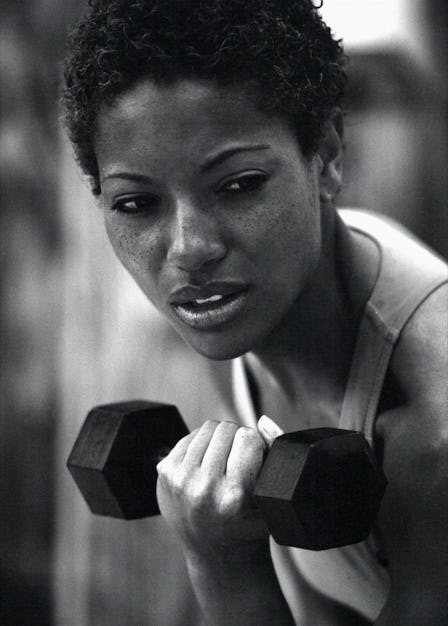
[62,1,448,624]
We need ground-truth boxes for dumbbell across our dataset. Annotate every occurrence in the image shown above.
[67,400,387,551]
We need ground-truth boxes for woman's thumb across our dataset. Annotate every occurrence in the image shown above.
[257,414,284,447]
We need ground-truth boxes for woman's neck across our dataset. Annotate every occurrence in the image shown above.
[247,210,378,415]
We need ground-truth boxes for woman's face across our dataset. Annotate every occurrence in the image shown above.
[95,79,322,360]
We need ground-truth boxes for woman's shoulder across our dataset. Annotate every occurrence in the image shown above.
[380,281,447,440]
[398,280,447,388]
[338,208,447,454]
[372,282,448,620]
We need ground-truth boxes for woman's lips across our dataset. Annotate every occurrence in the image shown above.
[170,287,249,329]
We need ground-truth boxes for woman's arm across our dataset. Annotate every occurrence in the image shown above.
[375,285,448,625]
[184,539,293,625]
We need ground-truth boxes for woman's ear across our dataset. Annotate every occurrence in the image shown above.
[317,109,344,203]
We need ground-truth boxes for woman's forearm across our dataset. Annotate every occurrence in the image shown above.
[184,539,294,626]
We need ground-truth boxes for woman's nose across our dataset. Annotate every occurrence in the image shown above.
[166,199,226,272]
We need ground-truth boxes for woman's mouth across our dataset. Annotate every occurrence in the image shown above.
[171,289,248,329]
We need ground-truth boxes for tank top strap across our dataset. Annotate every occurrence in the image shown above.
[339,209,448,446]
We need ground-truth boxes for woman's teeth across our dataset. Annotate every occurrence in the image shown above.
[173,289,248,329]
[194,294,223,305]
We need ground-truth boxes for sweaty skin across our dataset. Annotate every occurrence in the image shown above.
[95,79,448,625]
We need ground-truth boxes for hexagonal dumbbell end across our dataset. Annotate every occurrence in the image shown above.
[253,428,387,550]
[67,401,189,519]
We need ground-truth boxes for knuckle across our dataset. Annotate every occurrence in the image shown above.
[218,488,245,517]
[156,457,168,477]
[171,471,188,495]
[189,480,211,509]
[157,460,187,493]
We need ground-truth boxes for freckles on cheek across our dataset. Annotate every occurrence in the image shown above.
[255,202,290,250]
[239,201,281,245]
[114,232,165,294]
[107,227,133,263]
[106,225,141,272]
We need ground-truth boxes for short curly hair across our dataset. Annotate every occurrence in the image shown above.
[62,0,346,195]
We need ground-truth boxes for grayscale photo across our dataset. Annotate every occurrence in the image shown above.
[1,1,447,624]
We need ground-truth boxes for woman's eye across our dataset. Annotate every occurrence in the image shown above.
[111,195,159,215]
[218,172,268,194]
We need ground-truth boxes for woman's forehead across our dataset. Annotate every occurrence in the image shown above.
[95,78,298,166]
[99,78,265,127]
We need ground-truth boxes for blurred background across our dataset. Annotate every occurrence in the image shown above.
[0,1,446,624]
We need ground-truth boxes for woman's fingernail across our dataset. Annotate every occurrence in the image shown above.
[258,414,283,439]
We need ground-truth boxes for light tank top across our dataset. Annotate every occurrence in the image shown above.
[231,209,448,622]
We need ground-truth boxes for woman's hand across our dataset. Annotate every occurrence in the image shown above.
[156,416,295,625]
[156,416,283,559]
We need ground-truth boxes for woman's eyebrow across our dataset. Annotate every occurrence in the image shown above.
[101,172,154,184]
[200,144,270,172]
